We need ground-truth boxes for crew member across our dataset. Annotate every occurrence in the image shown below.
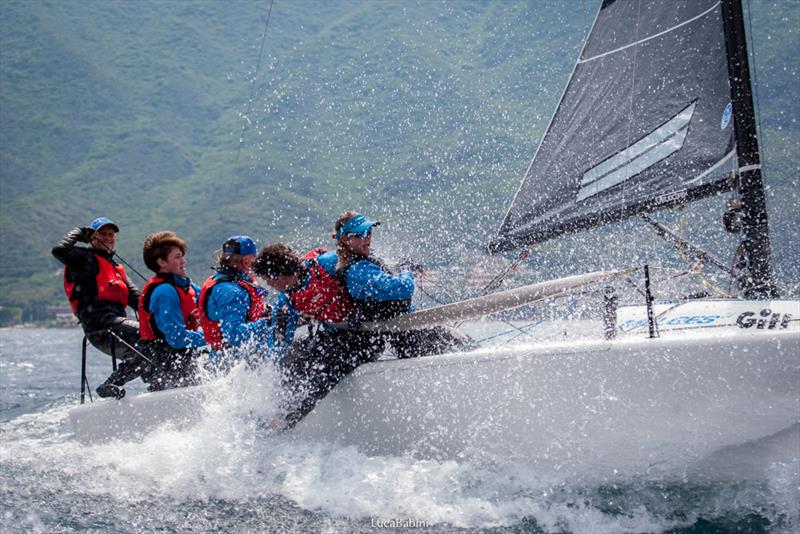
[253,243,382,427]
[253,244,353,354]
[334,211,471,358]
[138,231,206,390]
[52,217,143,399]
[198,236,270,356]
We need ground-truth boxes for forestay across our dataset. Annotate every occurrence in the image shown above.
[490,0,737,252]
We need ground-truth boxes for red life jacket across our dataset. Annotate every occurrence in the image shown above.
[287,248,352,322]
[138,274,200,342]
[198,273,268,350]
[63,252,129,315]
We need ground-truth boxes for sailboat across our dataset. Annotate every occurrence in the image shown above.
[71,0,798,478]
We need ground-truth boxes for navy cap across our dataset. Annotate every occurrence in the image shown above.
[223,235,257,256]
[336,214,380,240]
[89,217,119,232]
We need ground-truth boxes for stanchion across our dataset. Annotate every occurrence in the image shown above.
[81,335,89,404]
[644,265,659,339]
[603,286,617,340]
[110,336,117,371]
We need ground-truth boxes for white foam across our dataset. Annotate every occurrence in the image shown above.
[2,342,798,532]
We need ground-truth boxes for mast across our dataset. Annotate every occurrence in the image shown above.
[720,0,779,298]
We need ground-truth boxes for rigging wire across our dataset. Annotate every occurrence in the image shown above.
[233,0,276,174]
[110,251,147,283]
[479,319,545,347]
[416,271,542,341]
[674,210,732,298]
[477,247,531,297]
[728,245,742,293]
[452,246,532,329]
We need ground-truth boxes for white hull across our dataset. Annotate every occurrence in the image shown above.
[70,299,800,478]
[296,329,799,473]
[70,382,212,442]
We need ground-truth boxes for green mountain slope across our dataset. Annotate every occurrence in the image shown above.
[0,0,797,323]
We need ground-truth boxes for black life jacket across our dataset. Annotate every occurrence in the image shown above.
[337,255,412,322]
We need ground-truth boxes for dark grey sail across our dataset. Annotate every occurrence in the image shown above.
[490,0,740,253]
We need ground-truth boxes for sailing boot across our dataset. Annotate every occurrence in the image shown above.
[96,382,126,399]
[96,356,150,399]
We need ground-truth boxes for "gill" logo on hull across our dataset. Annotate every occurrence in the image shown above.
[736,308,792,330]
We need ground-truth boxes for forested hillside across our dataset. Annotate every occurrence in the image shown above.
[1,0,797,324]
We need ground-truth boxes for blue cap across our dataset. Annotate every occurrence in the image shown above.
[89,217,119,232]
[336,214,380,240]
[223,235,257,256]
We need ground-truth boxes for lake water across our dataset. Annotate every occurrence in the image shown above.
[1,327,797,533]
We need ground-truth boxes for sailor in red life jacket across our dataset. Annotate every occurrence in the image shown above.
[137,231,206,391]
[253,243,353,355]
[198,236,271,359]
[253,243,384,428]
[52,217,144,399]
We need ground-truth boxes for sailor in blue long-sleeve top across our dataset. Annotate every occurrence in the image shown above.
[202,270,270,351]
[145,276,206,349]
[138,231,207,390]
[334,212,471,358]
[198,236,272,357]
[335,214,415,322]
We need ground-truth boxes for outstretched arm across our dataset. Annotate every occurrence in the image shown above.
[347,261,415,302]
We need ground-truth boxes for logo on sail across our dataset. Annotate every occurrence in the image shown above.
[721,102,733,129]
[577,102,697,202]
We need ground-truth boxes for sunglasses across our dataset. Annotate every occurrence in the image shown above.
[346,229,372,239]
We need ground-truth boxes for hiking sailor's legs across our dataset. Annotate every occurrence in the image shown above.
[84,317,148,398]
[137,340,199,391]
[84,317,140,361]
[388,325,473,359]
[280,330,384,427]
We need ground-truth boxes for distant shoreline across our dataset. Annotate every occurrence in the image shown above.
[1,322,80,330]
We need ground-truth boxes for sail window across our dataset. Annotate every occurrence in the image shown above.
[577,102,697,202]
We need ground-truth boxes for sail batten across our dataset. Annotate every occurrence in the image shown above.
[490,0,737,254]
[579,2,721,64]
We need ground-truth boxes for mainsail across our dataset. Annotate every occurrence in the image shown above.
[490,0,777,297]
[491,0,742,251]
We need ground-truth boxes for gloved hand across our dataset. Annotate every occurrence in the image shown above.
[397,257,425,273]
[79,227,96,243]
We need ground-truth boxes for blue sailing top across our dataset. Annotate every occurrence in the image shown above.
[147,275,206,349]
[205,272,270,352]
